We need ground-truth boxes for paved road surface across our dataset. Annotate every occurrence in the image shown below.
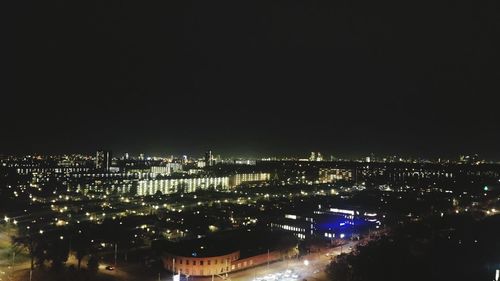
[189,241,358,281]
[5,239,362,281]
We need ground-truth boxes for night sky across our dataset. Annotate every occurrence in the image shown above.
[3,1,500,159]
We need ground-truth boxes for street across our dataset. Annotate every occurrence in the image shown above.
[190,240,359,281]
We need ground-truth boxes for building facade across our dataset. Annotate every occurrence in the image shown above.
[137,176,230,195]
[163,251,240,276]
[319,168,353,183]
[162,249,283,276]
[137,173,271,195]
[95,150,112,172]
[229,173,271,187]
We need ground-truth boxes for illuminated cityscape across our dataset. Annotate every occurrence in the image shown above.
[3,1,500,281]
[1,152,499,281]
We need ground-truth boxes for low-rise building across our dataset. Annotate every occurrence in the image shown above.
[155,229,297,277]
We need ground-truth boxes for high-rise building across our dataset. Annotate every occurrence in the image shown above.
[96,150,112,172]
[150,163,183,176]
[205,150,214,167]
[317,152,323,161]
[309,152,323,161]
[309,152,316,161]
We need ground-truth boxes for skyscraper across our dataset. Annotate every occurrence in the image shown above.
[96,150,112,172]
[205,150,213,167]
[309,152,322,161]
[309,152,316,161]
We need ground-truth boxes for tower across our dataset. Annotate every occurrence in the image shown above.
[96,150,112,172]
[309,152,316,161]
[205,150,213,167]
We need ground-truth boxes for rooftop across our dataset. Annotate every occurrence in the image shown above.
[153,227,297,258]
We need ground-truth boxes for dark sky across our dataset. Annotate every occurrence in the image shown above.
[3,1,500,159]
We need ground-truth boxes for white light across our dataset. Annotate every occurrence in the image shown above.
[304,260,309,266]
[329,208,355,216]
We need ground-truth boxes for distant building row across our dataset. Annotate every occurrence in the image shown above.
[137,173,270,195]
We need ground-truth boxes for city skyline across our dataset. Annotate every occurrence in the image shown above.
[0,150,493,163]
[2,1,499,281]
[1,147,499,281]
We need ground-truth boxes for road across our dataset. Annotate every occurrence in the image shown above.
[3,236,368,281]
[189,240,358,281]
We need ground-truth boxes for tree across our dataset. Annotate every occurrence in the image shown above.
[87,255,99,273]
[326,254,352,281]
[71,224,95,270]
[47,238,69,270]
[73,238,90,270]
[12,226,42,272]
[325,216,499,281]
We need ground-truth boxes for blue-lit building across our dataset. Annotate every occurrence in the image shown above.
[270,207,380,241]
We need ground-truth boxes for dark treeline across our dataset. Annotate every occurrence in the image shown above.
[327,214,500,281]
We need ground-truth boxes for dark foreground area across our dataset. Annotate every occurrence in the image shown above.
[327,214,500,281]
